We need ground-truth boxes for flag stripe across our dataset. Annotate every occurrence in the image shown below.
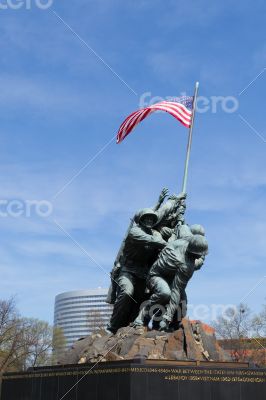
[150,104,192,124]
[119,110,140,133]
[157,101,192,117]
[120,109,152,142]
[151,107,191,128]
[120,110,145,140]
[123,111,146,139]
[117,98,193,143]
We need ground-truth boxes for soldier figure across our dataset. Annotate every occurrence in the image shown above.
[106,188,169,305]
[107,208,167,333]
[134,233,208,331]
[106,188,189,333]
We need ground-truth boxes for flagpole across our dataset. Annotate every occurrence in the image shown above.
[181,81,199,193]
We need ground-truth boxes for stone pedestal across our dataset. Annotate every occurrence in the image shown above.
[2,321,265,399]
[1,359,266,400]
[59,320,231,364]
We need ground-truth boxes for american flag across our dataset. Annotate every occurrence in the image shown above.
[117,96,194,144]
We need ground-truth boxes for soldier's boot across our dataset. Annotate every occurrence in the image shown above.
[133,302,151,327]
[105,324,117,334]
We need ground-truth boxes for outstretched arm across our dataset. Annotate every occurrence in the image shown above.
[153,188,169,211]
[129,226,166,249]
[156,192,186,226]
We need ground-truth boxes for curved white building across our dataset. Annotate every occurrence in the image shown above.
[54,288,113,348]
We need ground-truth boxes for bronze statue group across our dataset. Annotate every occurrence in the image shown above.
[106,189,208,334]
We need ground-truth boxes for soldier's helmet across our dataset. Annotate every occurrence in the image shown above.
[138,208,158,228]
[190,224,205,236]
[187,234,208,256]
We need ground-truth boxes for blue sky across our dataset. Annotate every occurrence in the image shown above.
[0,0,265,324]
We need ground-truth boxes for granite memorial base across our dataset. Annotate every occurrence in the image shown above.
[1,359,265,400]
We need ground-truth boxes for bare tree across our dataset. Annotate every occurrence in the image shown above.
[253,304,266,338]
[0,297,22,372]
[0,297,54,372]
[14,319,54,370]
[214,303,252,340]
[213,303,266,366]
